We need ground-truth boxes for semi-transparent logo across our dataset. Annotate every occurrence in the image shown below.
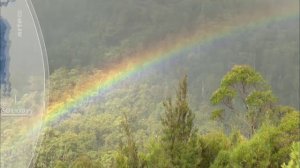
[0,0,47,167]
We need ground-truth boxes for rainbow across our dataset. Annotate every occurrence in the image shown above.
[3,1,299,155]
[45,3,299,124]
[1,2,298,167]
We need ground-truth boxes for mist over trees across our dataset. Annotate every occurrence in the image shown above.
[3,0,296,167]
[32,0,299,107]
[33,68,299,168]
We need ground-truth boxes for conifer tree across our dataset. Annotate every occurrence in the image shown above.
[115,113,140,168]
[161,75,201,167]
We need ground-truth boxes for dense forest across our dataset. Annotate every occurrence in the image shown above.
[31,66,299,168]
[32,0,299,107]
[1,0,299,167]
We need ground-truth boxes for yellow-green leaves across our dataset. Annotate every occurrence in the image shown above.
[282,142,300,168]
[211,109,224,120]
[246,90,277,109]
[221,65,265,88]
[210,65,277,137]
[210,87,236,106]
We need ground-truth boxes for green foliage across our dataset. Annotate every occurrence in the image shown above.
[71,155,95,168]
[115,113,140,168]
[53,161,67,168]
[33,65,299,168]
[30,0,299,110]
[2,0,298,166]
[211,111,300,168]
[210,150,231,168]
[161,76,201,167]
[143,139,169,168]
[210,109,224,121]
[282,142,300,168]
[269,111,300,167]
[210,87,236,106]
[198,132,231,167]
[229,130,246,147]
[230,133,272,168]
[246,90,276,108]
[221,65,266,88]
[210,65,278,137]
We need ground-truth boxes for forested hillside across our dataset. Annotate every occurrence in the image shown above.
[32,0,299,107]
[2,0,298,167]
[33,66,299,168]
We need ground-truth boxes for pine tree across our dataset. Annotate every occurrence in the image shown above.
[115,113,140,168]
[161,75,201,167]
